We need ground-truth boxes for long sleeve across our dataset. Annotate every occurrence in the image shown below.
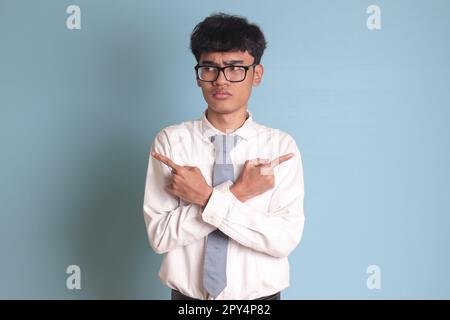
[143,130,215,254]
[201,138,305,258]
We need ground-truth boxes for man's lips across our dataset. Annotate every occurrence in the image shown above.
[212,91,232,99]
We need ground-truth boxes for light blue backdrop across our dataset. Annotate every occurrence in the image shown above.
[0,0,449,299]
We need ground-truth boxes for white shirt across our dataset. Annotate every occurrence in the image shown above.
[143,109,305,300]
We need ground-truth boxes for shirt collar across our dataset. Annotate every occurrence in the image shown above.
[200,108,258,141]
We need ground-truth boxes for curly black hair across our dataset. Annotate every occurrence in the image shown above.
[190,13,267,64]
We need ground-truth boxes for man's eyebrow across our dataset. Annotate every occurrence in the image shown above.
[199,60,245,66]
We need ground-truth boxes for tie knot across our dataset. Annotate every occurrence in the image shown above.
[210,134,242,154]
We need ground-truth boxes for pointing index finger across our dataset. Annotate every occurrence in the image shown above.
[151,151,181,172]
[269,153,295,168]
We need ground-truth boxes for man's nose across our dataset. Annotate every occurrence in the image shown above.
[213,69,230,86]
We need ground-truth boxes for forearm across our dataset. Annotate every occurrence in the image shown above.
[144,130,216,254]
[202,187,305,258]
[203,140,305,257]
[144,202,215,254]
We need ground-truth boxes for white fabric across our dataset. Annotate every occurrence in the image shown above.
[143,108,305,300]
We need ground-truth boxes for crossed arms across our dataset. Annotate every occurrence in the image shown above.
[143,131,305,258]
[151,149,294,207]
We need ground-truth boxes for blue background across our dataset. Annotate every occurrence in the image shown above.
[0,0,449,299]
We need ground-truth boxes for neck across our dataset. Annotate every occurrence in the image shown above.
[206,107,248,134]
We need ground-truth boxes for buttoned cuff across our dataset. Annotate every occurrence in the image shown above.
[201,180,234,228]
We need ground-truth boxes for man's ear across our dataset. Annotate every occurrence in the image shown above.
[252,64,264,87]
[195,71,202,87]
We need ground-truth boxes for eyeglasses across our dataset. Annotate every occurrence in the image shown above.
[195,64,257,83]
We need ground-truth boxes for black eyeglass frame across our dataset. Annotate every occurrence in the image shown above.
[194,64,258,83]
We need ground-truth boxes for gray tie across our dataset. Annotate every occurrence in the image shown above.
[203,134,241,298]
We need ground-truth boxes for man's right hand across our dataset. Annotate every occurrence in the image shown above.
[230,153,295,202]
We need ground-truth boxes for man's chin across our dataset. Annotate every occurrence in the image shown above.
[207,103,243,115]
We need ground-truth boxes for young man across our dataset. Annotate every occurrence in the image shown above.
[143,13,305,300]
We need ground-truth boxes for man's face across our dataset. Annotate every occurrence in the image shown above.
[196,50,264,115]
